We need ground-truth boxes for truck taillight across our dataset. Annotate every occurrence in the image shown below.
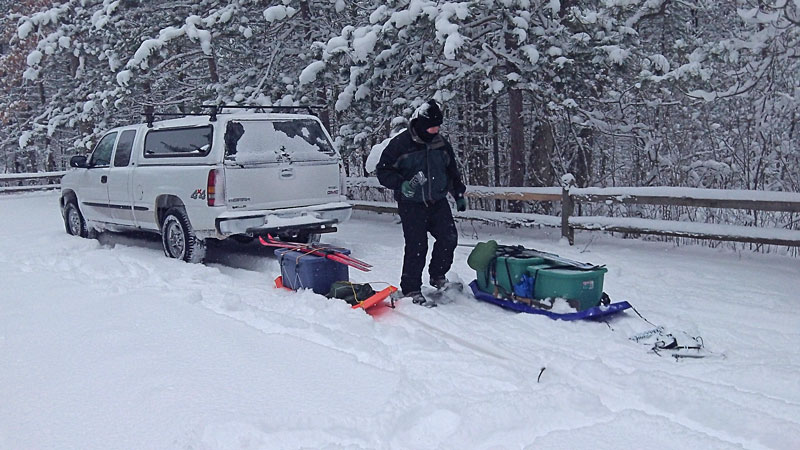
[207,169,224,206]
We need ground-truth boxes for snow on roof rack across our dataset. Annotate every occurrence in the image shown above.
[200,104,323,119]
[142,104,324,128]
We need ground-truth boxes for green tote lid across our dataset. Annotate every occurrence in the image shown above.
[467,240,498,271]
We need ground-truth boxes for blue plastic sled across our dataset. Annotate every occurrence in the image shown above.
[469,280,631,321]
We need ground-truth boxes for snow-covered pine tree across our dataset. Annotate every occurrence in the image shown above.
[1,0,797,203]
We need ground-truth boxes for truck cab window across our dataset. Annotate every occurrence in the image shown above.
[89,132,117,167]
[144,126,213,157]
[113,130,136,167]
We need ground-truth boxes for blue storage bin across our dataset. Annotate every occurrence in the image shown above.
[274,247,350,294]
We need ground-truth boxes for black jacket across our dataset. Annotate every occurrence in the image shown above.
[376,125,467,204]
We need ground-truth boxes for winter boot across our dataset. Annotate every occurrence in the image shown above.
[406,291,435,307]
[430,277,449,290]
[407,291,426,304]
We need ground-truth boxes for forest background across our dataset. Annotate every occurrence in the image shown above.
[1,0,798,199]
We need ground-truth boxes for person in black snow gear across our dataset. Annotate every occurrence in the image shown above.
[376,99,468,306]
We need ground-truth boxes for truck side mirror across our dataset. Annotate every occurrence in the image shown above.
[70,155,88,168]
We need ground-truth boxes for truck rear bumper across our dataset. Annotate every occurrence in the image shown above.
[215,202,352,236]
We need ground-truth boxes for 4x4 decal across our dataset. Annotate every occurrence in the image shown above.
[190,189,206,200]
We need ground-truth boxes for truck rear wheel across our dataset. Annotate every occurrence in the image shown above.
[161,208,206,263]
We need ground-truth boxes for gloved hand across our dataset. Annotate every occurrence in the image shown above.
[456,197,467,212]
[400,180,416,198]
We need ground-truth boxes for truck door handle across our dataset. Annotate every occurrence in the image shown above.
[101,175,107,183]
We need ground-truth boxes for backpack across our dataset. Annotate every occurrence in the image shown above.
[326,281,376,306]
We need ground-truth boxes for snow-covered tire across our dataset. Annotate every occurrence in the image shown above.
[161,208,206,263]
[64,201,95,239]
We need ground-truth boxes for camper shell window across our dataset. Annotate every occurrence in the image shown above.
[224,119,335,163]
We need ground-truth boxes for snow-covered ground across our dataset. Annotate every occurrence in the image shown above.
[1,192,799,449]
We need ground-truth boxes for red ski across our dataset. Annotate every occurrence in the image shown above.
[258,236,372,272]
[259,235,372,269]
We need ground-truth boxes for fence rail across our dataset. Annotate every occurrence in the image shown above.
[346,177,800,248]
[569,187,800,213]
[0,171,66,194]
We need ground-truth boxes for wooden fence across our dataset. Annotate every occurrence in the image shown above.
[4,172,799,247]
[347,177,800,248]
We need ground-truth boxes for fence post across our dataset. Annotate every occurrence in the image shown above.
[561,180,575,245]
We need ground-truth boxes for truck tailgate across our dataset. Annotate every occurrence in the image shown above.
[223,160,341,210]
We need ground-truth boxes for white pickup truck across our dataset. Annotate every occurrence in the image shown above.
[60,109,352,262]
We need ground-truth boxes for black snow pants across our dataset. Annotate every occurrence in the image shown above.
[397,198,458,295]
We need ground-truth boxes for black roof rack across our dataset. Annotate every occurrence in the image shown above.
[143,104,323,127]
[200,104,323,118]
[142,105,215,128]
